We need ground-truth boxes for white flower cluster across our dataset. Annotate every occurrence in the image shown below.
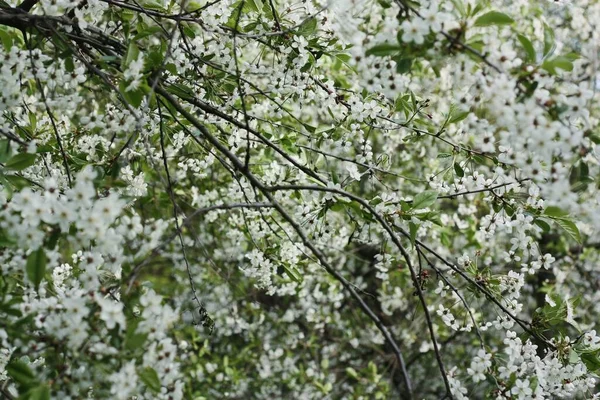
[0,168,190,399]
[0,0,599,398]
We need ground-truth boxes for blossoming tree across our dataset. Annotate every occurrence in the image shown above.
[0,0,599,398]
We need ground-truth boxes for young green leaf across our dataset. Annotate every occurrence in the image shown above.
[366,43,402,57]
[4,153,36,171]
[282,265,303,283]
[534,218,551,233]
[517,34,536,63]
[454,162,465,178]
[6,360,36,386]
[474,11,514,27]
[26,248,47,290]
[554,218,582,244]
[581,353,600,374]
[449,110,469,124]
[393,57,413,73]
[247,0,263,12]
[543,23,556,58]
[297,17,317,36]
[412,191,438,210]
[409,221,419,247]
[543,206,569,218]
[26,385,51,400]
[139,367,162,393]
[542,56,574,74]
[0,139,12,163]
[122,42,140,70]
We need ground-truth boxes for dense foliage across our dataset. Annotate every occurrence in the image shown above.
[0,0,600,398]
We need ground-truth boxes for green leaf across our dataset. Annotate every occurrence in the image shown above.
[139,367,161,393]
[166,83,195,100]
[543,206,569,218]
[334,53,351,63]
[247,0,263,12]
[132,26,163,41]
[119,81,146,108]
[539,294,566,326]
[474,11,514,27]
[470,2,484,17]
[26,248,47,290]
[554,218,581,244]
[569,161,587,183]
[581,352,600,374]
[0,139,12,163]
[449,110,469,124]
[25,385,51,400]
[587,133,600,144]
[7,361,36,386]
[562,52,580,61]
[122,42,140,71]
[4,153,36,171]
[450,0,467,16]
[412,191,438,210]
[454,162,464,178]
[297,17,317,36]
[226,1,258,28]
[543,23,556,58]
[345,367,359,379]
[138,0,166,11]
[534,218,551,233]
[471,154,487,165]
[0,228,17,247]
[241,21,258,32]
[282,265,303,283]
[409,221,419,247]
[492,200,503,213]
[551,56,574,71]
[0,29,14,51]
[28,112,37,132]
[542,56,574,74]
[517,34,536,63]
[366,43,402,57]
[181,25,196,38]
[125,330,147,351]
[395,94,411,116]
[393,57,413,73]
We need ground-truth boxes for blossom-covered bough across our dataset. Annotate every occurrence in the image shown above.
[0,0,599,398]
